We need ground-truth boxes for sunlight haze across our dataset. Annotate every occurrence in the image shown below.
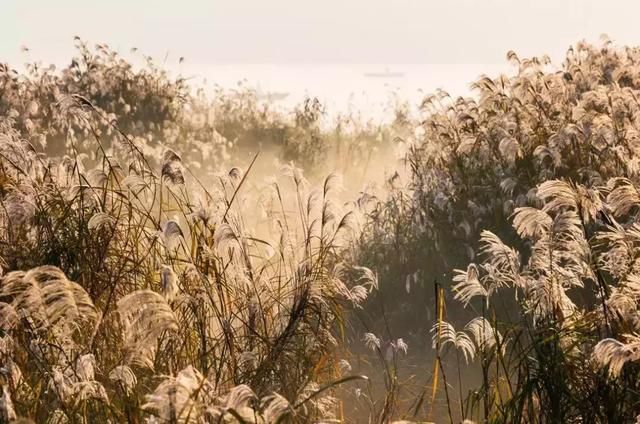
[3,1,640,116]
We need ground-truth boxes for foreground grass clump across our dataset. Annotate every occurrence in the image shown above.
[0,99,376,422]
[430,179,640,422]
[356,40,640,423]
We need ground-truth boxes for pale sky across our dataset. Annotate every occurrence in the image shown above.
[3,1,640,117]
[2,0,640,66]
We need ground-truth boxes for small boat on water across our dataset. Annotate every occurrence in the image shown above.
[363,67,405,78]
[255,84,290,102]
[256,91,290,101]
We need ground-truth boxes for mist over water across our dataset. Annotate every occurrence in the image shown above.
[172,63,513,119]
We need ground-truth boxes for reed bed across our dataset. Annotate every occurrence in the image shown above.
[3,38,640,423]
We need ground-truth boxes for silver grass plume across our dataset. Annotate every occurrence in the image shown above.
[323,172,343,197]
[109,365,137,394]
[593,334,640,379]
[430,320,476,363]
[4,190,37,227]
[228,166,243,185]
[143,365,214,423]
[160,265,179,302]
[122,174,149,194]
[73,380,109,406]
[477,230,521,288]
[261,393,293,423]
[452,263,487,306]
[117,290,178,369]
[538,180,602,223]
[0,266,99,334]
[159,220,184,251]
[207,385,257,420]
[512,207,552,239]
[213,222,240,252]
[88,212,117,231]
[363,333,381,351]
[47,355,108,407]
[0,387,17,422]
[161,149,185,185]
[607,177,640,218]
[465,317,501,353]
[296,381,338,418]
